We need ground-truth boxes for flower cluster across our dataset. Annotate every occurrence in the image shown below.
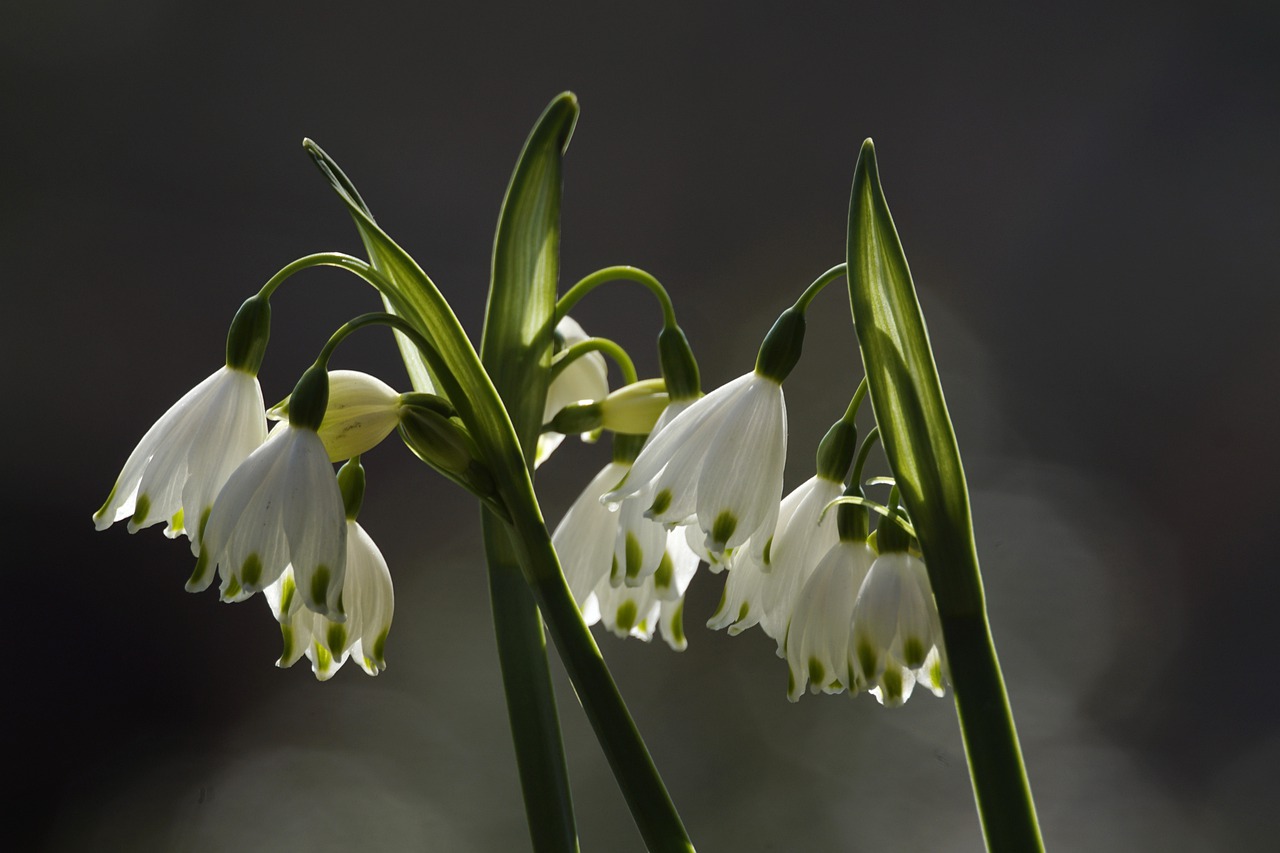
[545,312,948,706]
[95,344,400,681]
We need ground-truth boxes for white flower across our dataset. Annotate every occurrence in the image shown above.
[270,370,403,462]
[604,371,786,558]
[264,519,394,680]
[93,365,266,552]
[708,475,843,645]
[190,422,347,617]
[849,551,947,706]
[589,529,699,651]
[551,460,631,618]
[783,540,875,701]
[610,401,692,588]
[757,475,844,645]
[537,316,609,467]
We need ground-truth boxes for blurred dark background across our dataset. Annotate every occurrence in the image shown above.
[4,2,1278,850]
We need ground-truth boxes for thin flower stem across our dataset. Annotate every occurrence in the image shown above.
[552,337,638,385]
[792,262,848,312]
[256,252,376,299]
[851,426,880,485]
[556,266,678,328]
[842,377,869,424]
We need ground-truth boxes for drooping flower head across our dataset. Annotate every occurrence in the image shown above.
[551,459,631,618]
[590,528,699,651]
[783,538,876,701]
[604,371,787,558]
[270,369,405,462]
[190,364,347,618]
[849,549,947,706]
[264,464,394,681]
[93,295,272,552]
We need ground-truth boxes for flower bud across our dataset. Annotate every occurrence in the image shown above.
[272,370,402,462]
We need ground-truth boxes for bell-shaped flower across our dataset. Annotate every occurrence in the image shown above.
[783,539,876,702]
[190,421,347,617]
[849,550,946,706]
[609,400,692,588]
[551,460,631,618]
[537,316,609,467]
[589,529,699,651]
[264,518,394,680]
[604,371,786,559]
[93,365,266,552]
[270,370,403,462]
[706,551,765,636]
[757,475,844,646]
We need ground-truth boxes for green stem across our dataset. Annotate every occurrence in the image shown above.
[556,266,678,328]
[552,337,638,385]
[936,546,1044,852]
[500,490,695,853]
[792,262,848,312]
[256,252,377,299]
[483,513,580,853]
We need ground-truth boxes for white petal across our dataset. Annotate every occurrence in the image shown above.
[759,477,842,641]
[614,493,669,587]
[343,521,394,674]
[784,541,874,701]
[695,376,786,553]
[552,462,628,607]
[284,430,348,617]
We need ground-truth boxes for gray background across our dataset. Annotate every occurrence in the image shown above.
[4,1,1278,850]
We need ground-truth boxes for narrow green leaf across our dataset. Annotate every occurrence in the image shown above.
[304,140,438,394]
[847,139,1043,852]
[303,139,516,474]
[481,92,579,459]
[846,138,977,614]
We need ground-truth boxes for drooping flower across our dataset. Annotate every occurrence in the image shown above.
[270,369,403,462]
[849,550,947,706]
[609,401,692,588]
[783,539,876,701]
[93,365,267,551]
[191,419,347,617]
[264,518,394,680]
[590,529,699,651]
[537,316,609,467]
[551,460,631,618]
[604,371,786,558]
[757,475,844,645]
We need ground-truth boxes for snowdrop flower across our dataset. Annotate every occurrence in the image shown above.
[190,364,347,617]
[264,518,394,680]
[604,370,786,558]
[849,550,946,706]
[270,369,403,462]
[784,539,876,701]
[94,293,271,551]
[551,460,631,618]
[93,365,266,551]
[537,316,609,467]
[757,475,844,645]
[609,401,693,588]
[589,529,699,651]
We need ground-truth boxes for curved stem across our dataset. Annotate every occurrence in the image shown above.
[842,376,869,424]
[556,266,678,328]
[315,312,446,377]
[257,252,379,299]
[552,337,638,386]
[792,262,848,312]
[851,426,881,486]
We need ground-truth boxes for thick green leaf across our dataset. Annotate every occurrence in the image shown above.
[481,92,579,460]
[845,139,978,615]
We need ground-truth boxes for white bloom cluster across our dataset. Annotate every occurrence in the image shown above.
[95,367,399,680]
[550,360,947,706]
